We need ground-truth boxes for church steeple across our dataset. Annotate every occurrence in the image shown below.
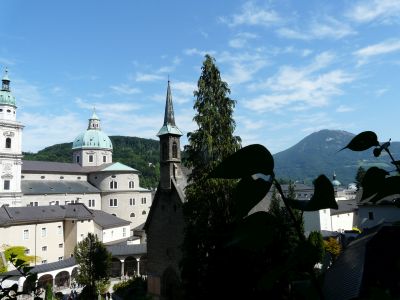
[157,80,182,137]
[157,80,183,190]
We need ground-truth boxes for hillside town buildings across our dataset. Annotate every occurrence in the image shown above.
[0,69,151,273]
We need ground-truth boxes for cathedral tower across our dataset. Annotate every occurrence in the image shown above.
[0,69,23,206]
[157,81,183,190]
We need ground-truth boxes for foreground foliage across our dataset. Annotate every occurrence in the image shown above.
[113,277,150,300]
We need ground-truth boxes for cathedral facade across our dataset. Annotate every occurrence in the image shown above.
[0,70,152,234]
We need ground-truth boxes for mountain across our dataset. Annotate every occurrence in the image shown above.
[23,130,400,189]
[273,129,400,185]
[23,136,160,189]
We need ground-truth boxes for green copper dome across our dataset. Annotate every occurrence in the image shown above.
[0,91,16,106]
[72,112,112,150]
[0,69,16,107]
[72,129,113,150]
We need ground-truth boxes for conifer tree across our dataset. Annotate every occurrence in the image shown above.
[181,55,241,299]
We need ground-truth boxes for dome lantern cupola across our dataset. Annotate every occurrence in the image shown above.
[0,68,16,107]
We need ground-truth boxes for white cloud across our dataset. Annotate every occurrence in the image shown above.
[336,105,354,112]
[75,97,141,113]
[135,72,164,82]
[220,2,281,27]
[20,112,85,152]
[228,32,258,49]
[110,83,141,95]
[183,48,216,57]
[218,51,269,85]
[245,52,354,112]
[13,79,46,107]
[354,39,400,60]
[347,0,400,23]
[277,17,356,40]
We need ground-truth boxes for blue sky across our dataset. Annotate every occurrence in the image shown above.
[1,0,400,154]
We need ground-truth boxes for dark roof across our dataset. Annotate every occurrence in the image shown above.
[323,223,400,299]
[22,180,100,195]
[22,160,85,174]
[91,210,130,229]
[0,204,93,226]
[331,199,357,215]
[0,257,77,277]
[106,242,147,256]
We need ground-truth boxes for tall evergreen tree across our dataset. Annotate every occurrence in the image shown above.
[181,55,241,299]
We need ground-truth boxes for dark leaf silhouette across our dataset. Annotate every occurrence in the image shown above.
[370,176,400,203]
[229,211,276,250]
[234,175,273,218]
[286,175,337,211]
[340,131,379,152]
[360,167,389,201]
[208,144,274,179]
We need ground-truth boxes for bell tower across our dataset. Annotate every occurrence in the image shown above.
[157,80,183,190]
[0,68,23,207]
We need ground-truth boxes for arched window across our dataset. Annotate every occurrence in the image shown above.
[162,142,168,160]
[130,213,135,218]
[5,138,11,149]
[129,181,134,189]
[172,141,178,158]
[142,210,147,215]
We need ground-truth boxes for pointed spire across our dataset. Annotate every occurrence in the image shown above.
[157,80,182,136]
[163,80,176,126]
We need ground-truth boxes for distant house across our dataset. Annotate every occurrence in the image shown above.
[357,192,400,230]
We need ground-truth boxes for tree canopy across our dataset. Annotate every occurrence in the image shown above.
[181,54,241,299]
[73,233,111,298]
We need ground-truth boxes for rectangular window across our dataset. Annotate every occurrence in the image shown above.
[41,227,47,237]
[109,199,117,207]
[3,180,10,190]
[88,199,95,207]
[59,243,63,248]
[58,225,62,235]
[42,246,47,251]
[368,212,374,220]
[89,155,93,162]
[141,197,146,204]
[130,198,135,206]
[103,156,106,163]
[25,249,30,255]
[23,229,29,240]
[123,228,126,237]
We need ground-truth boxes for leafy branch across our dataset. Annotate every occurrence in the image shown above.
[209,144,338,299]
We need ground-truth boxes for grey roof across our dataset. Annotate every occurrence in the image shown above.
[331,199,357,215]
[323,232,373,300]
[22,180,100,195]
[0,204,93,226]
[91,210,130,229]
[0,257,77,277]
[22,160,85,174]
[106,242,147,256]
[281,183,313,191]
